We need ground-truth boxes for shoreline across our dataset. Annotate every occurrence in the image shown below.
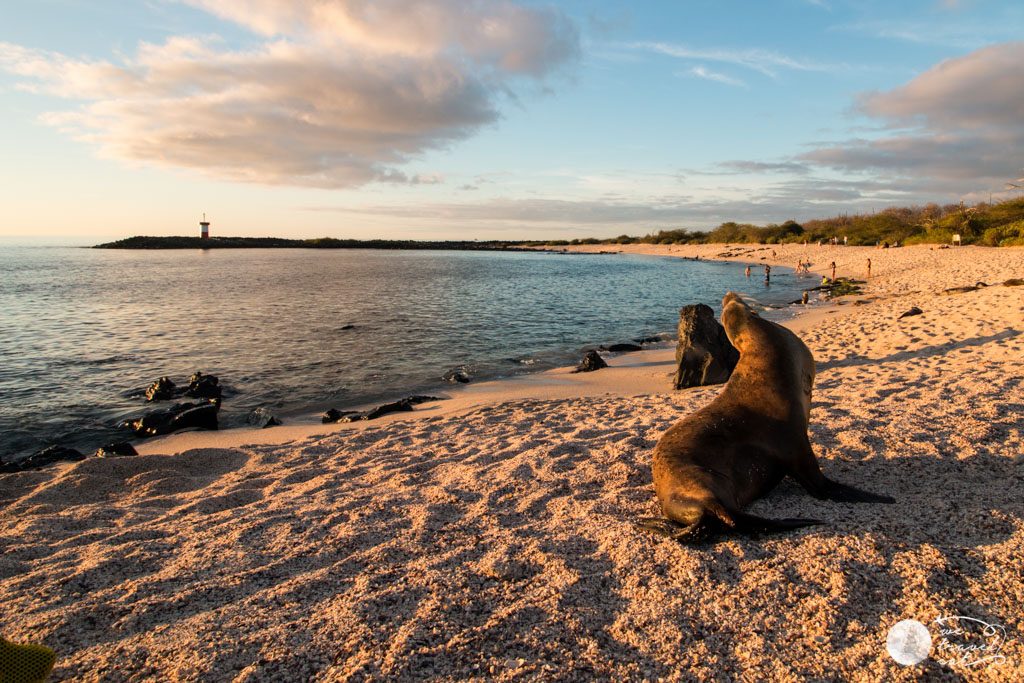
[134,252,820,457]
[3,244,1022,679]
[132,241,1002,455]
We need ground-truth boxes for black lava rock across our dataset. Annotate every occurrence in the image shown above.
[633,335,666,345]
[573,350,608,373]
[1,445,86,472]
[123,400,220,437]
[247,408,282,429]
[443,369,472,384]
[96,442,138,458]
[184,371,222,399]
[673,303,739,389]
[145,376,177,402]
[603,343,643,353]
[897,307,924,320]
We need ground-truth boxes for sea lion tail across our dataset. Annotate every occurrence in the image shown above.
[731,512,824,536]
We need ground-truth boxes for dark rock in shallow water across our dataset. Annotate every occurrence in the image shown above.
[96,442,138,458]
[443,368,472,384]
[184,371,222,399]
[573,350,607,373]
[364,395,444,420]
[322,408,362,424]
[673,303,739,390]
[247,408,282,428]
[145,376,177,402]
[364,400,415,420]
[1,445,86,472]
[406,395,444,405]
[123,400,219,437]
[897,307,923,320]
[633,335,667,345]
[324,396,444,423]
[602,343,643,353]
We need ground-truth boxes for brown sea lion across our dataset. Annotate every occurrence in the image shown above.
[639,292,894,543]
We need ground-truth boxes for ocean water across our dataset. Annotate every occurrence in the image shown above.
[0,246,810,460]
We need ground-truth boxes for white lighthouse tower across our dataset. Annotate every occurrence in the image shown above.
[200,213,210,240]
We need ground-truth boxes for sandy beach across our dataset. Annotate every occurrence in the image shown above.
[2,244,1022,680]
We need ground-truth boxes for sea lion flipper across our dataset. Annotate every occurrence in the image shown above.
[636,517,682,538]
[791,463,895,504]
[732,512,824,536]
[821,478,895,504]
[635,517,712,543]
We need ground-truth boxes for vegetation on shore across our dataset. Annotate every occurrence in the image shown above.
[544,197,1024,248]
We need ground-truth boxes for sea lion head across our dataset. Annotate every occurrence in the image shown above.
[721,291,816,420]
[720,292,759,354]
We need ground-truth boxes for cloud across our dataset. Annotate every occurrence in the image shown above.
[685,66,746,88]
[633,41,829,77]
[715,160,811,175]
[181,0,577,76]
[304,177,918,235]
[833,19,1023,50]
[0,1,578,188]
[802,42,1024,189]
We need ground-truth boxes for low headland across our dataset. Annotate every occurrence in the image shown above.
[94,197,1024,250]
[93,235,536,250]
[2,243,1022,679]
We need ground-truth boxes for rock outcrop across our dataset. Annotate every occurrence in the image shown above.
[573,350,607,373]
[123,400,220,437]
[0,445,86,472]
[673,304,739,389]
[602,343,642,353]
[184,372,222,399]
[96,442,138,458]
[145,377,177,402]
[247,408,282,429]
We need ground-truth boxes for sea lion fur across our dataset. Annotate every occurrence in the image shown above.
[639,292,893,543]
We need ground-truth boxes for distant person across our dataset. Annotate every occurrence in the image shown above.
[764,264,771,285]
[744,265,751,278]
[843,236,848,246]
[801,290,809,305]
[830,261,837,282]
[866,258,872,278]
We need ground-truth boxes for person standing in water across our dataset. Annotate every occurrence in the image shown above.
[764,264,771,285]
[744,265,751,278]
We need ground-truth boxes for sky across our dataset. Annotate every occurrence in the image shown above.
[1,0,1022,241]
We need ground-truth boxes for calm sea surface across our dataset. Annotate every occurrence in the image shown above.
[0,247,810,460]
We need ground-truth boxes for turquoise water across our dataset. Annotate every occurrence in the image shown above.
[0,247,809,460]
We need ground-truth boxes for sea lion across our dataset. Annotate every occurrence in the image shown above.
[639,292,894,543]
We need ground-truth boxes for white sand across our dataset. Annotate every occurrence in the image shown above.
[1,245,1022,681]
